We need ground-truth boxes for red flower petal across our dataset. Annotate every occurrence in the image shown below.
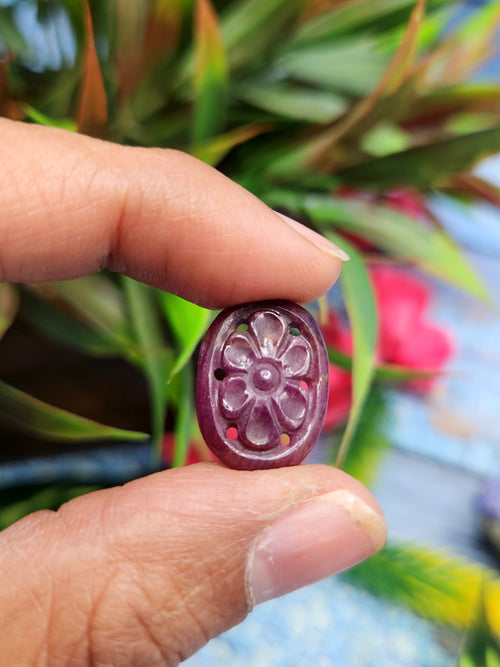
[323,364,352,431]
[321,312,353,355]
[385,188,426,218]
[162,433,217,466]
[370,266,430,364]
[322,266,453,398]
[393,320,454,391]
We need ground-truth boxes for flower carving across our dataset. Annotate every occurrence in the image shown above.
[218,310,311,450]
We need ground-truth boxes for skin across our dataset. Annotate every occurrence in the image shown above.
[0,119,386,666]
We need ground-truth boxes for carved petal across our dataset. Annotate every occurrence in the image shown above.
[222,332,256,371]
[242,400,280,449]
[220,376,252,418]
[275,382,307,430]
[249,311,285,357]
[280,338,311,378]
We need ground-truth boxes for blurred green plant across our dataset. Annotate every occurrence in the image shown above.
[459,584,500,667]
[1,0,499,464]
[345,542,500,637]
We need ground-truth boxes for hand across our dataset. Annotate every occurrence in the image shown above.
[0,119,386,665]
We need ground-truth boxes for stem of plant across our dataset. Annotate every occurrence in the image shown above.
[172,363,194,468]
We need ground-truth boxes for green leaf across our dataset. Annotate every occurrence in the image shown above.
[299,0,427,170]
[0,485,100,531]
[446,112,500,136]
[234,80,347,123]
[328,347,441,383]
[361,121,410,156]
[221,0,302,69]
[122,278,171,464]
[0,283,19,341]
[192,0,228,143]
[159,293,212,465]
[256,0,426,180]
[344,541,499,630]
[291,0,441,47]
[331,385,391,487]
[328,236,377,468]
[172,363,197,467]
[23,105,77,132]
[190,121,272,166]
[459,586,500,667]
[159,292,211,382]
[29,276,136,355]
[21,289,122,357]
[0,7,28,55]
[336,127,500,190]
[265,189,487,300]
[0,380,148,442]
[276,38,389,97]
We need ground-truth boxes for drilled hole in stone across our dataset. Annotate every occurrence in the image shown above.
[289,327,301,336]
[300,380,309,390]
[214,368,226,381]
[280,433,291,446]
[236,322,249,332]
[226,426,238,440]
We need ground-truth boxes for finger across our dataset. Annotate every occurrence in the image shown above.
[0,464,386,665]
[0,119,347,308]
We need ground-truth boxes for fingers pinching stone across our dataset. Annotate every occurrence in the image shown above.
[196,301,329,470]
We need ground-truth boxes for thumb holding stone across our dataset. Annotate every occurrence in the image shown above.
[0,463,385,665]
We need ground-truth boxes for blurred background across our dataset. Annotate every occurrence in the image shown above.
[1,0,500,664]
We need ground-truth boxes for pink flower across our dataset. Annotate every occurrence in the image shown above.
[323,364,352,430]
[383,188,426,218]
[370,266,453,390]
[322,266,454,428]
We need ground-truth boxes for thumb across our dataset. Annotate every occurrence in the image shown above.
[0,463,386,665]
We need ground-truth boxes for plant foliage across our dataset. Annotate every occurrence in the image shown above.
[1,0,498,463]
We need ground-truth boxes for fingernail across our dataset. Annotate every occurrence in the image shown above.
[247,489,386,606]
[274,211,350,261]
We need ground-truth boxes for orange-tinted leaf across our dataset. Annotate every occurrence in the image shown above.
[142,0,184,69]
[0,61,23,120]
[445,174,500,208]
[113,0,183,102]
[190,121,272,165]
[381,0,426,96]
[114,0,149,102]
[76,1,107,137]
[192,0,228,143]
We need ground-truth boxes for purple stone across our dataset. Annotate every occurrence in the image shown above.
[196,301,329,470]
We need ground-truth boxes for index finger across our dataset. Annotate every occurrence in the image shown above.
[0,119,346,308]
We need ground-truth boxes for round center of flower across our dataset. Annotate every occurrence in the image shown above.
[251,361,281,392]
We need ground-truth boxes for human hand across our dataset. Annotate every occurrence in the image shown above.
[0,119,386,665]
